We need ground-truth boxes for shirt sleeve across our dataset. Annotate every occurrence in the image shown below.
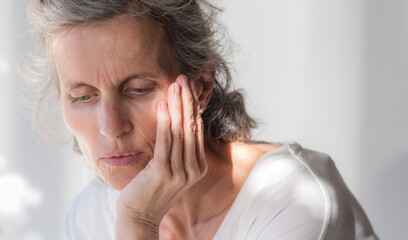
[253,144,379,240]
[256,202,326,240]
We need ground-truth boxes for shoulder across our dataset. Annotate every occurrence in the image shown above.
[216,142,330,239]
[216,141,378,240]
[284,142,378,239]
[247,142,331,239]
[63,177,119,240]
[245,141,335,203]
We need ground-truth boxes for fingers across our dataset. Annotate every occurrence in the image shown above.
[167,81,185,177]
[153,101,171,167]
[161,74,207,185]
[195,111,207,173]
[177,75,200,178]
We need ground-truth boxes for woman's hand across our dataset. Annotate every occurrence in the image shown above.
[115,75,207,239]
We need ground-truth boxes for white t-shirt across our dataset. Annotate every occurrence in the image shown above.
[62,141,378,240]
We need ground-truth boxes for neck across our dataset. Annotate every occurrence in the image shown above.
[164,140,238,230]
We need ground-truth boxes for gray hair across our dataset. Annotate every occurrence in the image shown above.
[23,0,257,145]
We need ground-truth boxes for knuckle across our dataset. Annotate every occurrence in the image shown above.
[149,161,170,179]
[165,133,172,145]
[173,173,187,186]
[158,167,172,180]
[161,130,171,142]
[175,103,182,112]
[184,93,194,103]
[187,166,201,181]
[201,163,208,176]
[196,117,204,132]
[161,115,171,125]
[171,128,184,141]
[197,107,204,116]
[198,157,208,176]
[184,120,196,134]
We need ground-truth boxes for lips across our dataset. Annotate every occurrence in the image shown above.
[100,151,143,166]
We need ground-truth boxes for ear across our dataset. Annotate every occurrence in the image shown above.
[192,66,216,112]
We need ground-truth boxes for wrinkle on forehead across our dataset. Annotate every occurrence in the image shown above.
[51,15,178,88]
[52,14,163,52]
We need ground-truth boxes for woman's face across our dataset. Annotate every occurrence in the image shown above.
[53,16,180,190]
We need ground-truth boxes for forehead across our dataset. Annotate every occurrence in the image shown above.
[52,15,176,86]
[53,15,163,58]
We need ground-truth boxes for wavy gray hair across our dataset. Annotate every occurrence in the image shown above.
[23,0,257,146]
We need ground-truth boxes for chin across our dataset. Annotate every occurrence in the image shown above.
[100,169,140,191]
[102,172,136,191]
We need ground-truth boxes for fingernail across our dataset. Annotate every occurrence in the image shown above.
[174,83,180,95]
[180,75,188,87]
[160,101,167,110]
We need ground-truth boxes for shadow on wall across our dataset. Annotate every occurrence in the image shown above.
[360,0,408,239]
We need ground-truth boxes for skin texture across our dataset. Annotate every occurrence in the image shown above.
[54,16,180,190]
[53,15,281,239]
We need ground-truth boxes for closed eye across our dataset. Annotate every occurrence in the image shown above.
[125,87,153,95]
[71,94,97,103]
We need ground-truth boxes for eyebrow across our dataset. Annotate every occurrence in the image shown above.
[65,72,158,91]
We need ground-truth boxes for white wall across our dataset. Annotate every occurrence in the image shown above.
[0,0,406,239]
[222,0,408,239]
[359,0,408,238]
[0,1,77,240]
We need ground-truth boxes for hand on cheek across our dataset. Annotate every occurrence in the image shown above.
[115,74,207,238]
[167,75,207,176]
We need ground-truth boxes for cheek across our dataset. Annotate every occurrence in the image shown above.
[60,100,98,155]
[126,86,169,146]
[59,88,167,190]
[127,99,159,144]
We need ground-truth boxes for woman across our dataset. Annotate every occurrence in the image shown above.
[24,0,378,239]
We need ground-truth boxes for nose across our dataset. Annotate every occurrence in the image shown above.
[98,98,132,141]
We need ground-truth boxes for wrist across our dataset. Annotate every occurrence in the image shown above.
[115,203,161,240]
